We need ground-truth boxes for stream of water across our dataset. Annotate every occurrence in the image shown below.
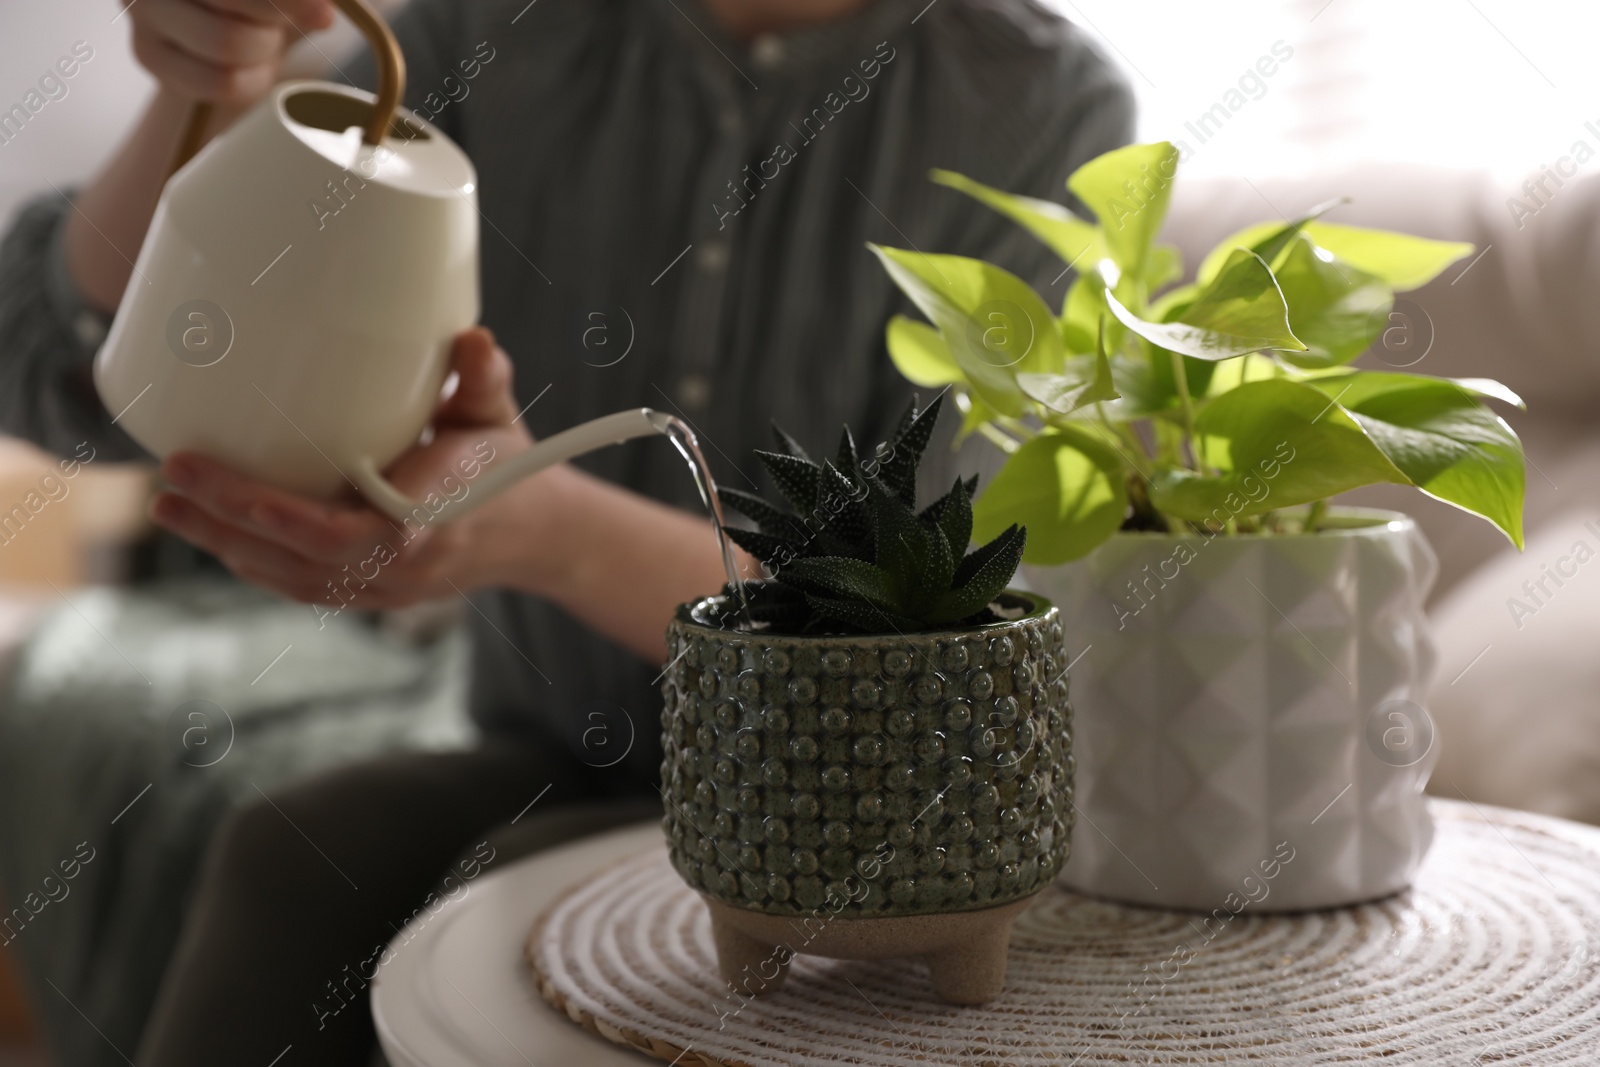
[653,413,748,627]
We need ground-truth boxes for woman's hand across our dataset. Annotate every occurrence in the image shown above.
[151,328,545,618]
[127,0,334,105]
[153,328,754,661]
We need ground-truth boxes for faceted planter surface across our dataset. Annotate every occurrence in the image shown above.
[659,590,1072,1002]
[1024,510,1438,912]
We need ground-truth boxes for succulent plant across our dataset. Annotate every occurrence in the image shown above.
[718,395,1026,634]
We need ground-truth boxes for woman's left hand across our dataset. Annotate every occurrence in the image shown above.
[151,327,542,618]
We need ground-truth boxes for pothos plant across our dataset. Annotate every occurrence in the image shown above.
[870,141,1527,565]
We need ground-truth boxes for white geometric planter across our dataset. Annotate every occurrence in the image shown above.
[1025,509,1439,912]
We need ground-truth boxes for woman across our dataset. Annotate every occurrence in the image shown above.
[0,0,1129,1061]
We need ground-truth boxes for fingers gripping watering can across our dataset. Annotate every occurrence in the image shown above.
[94,0,680,528]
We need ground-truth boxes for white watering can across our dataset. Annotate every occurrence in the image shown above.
[94,0,686,528]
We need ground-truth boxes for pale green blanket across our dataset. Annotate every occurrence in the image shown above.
[0,580,474,1067]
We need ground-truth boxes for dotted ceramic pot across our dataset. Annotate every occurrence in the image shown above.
[659,589,1073,1003]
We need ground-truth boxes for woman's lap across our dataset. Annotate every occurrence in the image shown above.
[135,742,659,1067]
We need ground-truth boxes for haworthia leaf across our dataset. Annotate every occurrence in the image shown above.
[723,527,798,569]
[756,449,820,514]
[878,394,944,506]
[865,477,931,602]
[782,556,898,609]
[718,487,802,538]
[804,594,925,636]
[817,460,870,545]
[916,514,958,617]
[836,426,860,475]
[941,523,1025,621]
[771,423,812,463]
[930,477,974,556]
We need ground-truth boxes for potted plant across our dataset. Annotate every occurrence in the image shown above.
[871,142,1525,911]
[659,397,1072,1004]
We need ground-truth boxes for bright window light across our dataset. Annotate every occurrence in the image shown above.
[1041,0,1600,180]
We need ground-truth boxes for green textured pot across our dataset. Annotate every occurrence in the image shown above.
[659,588,1073,1003]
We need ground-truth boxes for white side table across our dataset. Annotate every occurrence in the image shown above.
[373,825,653,1067]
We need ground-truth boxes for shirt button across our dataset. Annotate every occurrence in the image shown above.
[718,107,744,137]
[677,373,712,411]
[73,311,106,348]
[751,34,785,70]
[696,241,730,272]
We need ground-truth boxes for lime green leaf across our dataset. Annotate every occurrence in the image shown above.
[1303,372,1525,548]
[1149,281,1198,322]
[1202,353,1284,397]
[1018,333,1118,416]
[1199,220,1473,291]
[1271,234,1393,368]
[885,315,963,388]
[1297,222,1474,291]
[1142,244,1184,291]
[1242,197,1349,269]
[1061,271,1107,352]
[1180,249,1306,349]
[950,390,998,444]
[1299,369,1527,410]
[931,169,1103,268]
[1101,352,1176,419]
[871,245,1064,416]
[1451,377,1526,408]
[1197,228,1277,287]
[973,427,1127,564]
[1106,249,1305,360]
[1149,378,1409,523]
[1067,141,1180,275]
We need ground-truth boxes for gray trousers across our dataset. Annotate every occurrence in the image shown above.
[133,743,659,1066]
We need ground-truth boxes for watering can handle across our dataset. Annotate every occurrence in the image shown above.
[352,409,676,526]
[167,0,407,178]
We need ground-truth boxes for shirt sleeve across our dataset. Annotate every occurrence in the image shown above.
[0,193,145,460]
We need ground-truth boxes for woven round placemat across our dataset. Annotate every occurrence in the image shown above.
[527,800,1600,1066]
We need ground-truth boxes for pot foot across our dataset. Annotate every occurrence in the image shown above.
[709,909,791,996]
[923,937,1012,1004]
[702,894,1034,1005]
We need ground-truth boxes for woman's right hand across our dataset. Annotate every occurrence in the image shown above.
[126,0,336,105]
